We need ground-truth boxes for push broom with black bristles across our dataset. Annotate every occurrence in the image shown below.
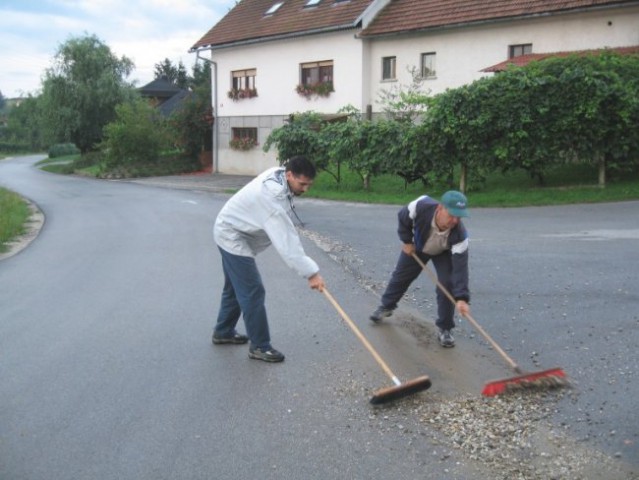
[322,288,432,405]
[411,253,568,396]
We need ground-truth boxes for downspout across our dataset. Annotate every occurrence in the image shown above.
[196,50,218,174]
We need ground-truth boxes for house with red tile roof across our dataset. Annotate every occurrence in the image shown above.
[191,0,639,175]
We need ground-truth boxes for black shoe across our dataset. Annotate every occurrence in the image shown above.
[212,331,249,345]
[370,306,393,323]
[248,346,285,363]
[438,329,455,348]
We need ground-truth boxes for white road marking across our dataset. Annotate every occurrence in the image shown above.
[541,229,639,240]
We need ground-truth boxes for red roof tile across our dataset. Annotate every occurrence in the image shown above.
[481,45,639,72]
[359,0,637,37]
[191,0,375,51]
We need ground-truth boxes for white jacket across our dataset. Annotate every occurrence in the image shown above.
[213,167,319,279]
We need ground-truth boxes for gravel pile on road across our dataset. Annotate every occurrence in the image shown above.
[420,391,570,479]
[329,368,636,479]
[367,390,637,480]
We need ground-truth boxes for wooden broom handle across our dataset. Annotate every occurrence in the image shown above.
[411,253,520,372]
[322,288,401,385]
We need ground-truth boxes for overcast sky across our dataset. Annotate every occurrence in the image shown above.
[0,0,237,99]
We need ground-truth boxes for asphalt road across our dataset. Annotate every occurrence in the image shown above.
[1,155,637,478]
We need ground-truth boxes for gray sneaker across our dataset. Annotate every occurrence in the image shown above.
[248,346,285,363]
[438,329,455,348]
[370,306,393,323]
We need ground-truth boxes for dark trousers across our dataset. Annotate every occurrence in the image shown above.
[215,247,271,349]
[380,250,456,330]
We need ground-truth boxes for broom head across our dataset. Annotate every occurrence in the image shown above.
[482,367,568,396]
[370,375,431,405]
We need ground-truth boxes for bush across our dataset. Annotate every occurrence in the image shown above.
[48,143,80,158]
[101,98,170,169]
[426,51,639,188]
[167,92,211,159]
[266,52,639,192]
[0,141,31,153]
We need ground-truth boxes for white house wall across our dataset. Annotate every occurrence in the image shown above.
[211,30,365,175]
[366,6,639,104]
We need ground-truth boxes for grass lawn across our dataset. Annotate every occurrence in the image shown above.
[306,163,639,207]
[0,187,30,253]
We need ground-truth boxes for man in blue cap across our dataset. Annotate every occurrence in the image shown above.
[370,191,470,348]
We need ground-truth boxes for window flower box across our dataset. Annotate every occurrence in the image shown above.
[227,88,258,101]
[296,81,334,99]
[229,137,258,151]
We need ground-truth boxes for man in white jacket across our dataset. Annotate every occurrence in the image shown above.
[212,155,325,362]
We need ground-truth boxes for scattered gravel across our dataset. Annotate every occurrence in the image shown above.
[301,228,377,290]
[418,391,589,479]
[365,390,638,480]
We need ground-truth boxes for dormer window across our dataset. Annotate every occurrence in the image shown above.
[265,2,284,15]
[305,0,321,6]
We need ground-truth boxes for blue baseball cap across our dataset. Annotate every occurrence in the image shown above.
[441,190,469,217]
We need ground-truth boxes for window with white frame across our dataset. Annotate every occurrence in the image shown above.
[232,127,257,141]
[300,60,333,85]
[509,44,532,58]
[231,69,256,91]
[382,56,396,80]
[421,52,436,78]
[230,127,258,150]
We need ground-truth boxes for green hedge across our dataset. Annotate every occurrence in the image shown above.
[264,51,639,191]
[0,141,31,153]
[48,143,80,158]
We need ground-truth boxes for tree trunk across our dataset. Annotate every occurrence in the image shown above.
[363,173,371,190]
[459,164,467,193]
[598,156,606,188]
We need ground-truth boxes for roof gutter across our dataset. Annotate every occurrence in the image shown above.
[190,23,360,53]
[195,49,219,174]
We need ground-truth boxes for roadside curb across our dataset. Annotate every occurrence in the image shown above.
[114,173,254,193]
[0,198,45,262]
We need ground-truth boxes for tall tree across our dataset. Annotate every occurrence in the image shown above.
[5,95,45,150]
[39,34,136,152]
[0,90,6,111]
[190,61,211,91]
[153,58,189,89]
[167,60,213,160]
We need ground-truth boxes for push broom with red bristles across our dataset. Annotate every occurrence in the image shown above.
[411,254,568,396]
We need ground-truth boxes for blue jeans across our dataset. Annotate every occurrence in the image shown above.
[215,247,271,349]
[380,251,456,331]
